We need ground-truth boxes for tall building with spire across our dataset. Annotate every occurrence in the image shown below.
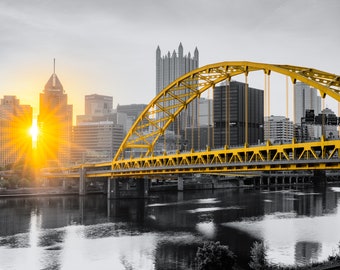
[156,43,199,132]
[37,61,73,167]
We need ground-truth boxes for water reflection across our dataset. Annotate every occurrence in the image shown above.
[196,221,217,239]
[27,210,42,269]
[0,186,339,269]
[223,195,340,266]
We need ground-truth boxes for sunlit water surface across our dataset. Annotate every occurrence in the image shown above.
[0,185,340,269]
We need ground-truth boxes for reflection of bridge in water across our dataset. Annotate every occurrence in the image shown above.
[43,61,340,198]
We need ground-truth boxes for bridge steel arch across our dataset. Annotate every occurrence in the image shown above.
[113,61,340,163]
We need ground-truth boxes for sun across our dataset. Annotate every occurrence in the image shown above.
[29,119,39,143]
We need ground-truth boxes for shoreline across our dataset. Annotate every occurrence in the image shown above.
[0,187,101,198]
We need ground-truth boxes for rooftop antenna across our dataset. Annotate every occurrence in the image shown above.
[52,58,56,87]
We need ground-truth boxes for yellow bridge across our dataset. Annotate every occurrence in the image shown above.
[111,138,340,177]
[44,61,340,193]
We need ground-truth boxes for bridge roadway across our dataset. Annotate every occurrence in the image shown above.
[45,137,340,179]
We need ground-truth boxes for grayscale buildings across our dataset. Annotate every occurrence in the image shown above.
[294,82,321,124]
[72,121,124,163]
[85,94,113,116]
[198,98,213,127]
[322,108,338,139]
[73,94,125,163]
[213,81,264,147]
[116,103,147,132]
[156,43,199,131]
[116,104,146,119]
[264,116,294,143]
[77,94,114,125]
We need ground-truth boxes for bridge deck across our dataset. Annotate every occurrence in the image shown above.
[45,139,340,179]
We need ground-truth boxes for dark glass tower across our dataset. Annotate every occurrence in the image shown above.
[214,81,264,147]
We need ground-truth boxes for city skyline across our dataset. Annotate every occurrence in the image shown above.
[0,0,339,120]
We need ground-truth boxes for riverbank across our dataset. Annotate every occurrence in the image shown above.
[0,187,89,197]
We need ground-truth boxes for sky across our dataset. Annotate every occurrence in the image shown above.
[1,0,340,120]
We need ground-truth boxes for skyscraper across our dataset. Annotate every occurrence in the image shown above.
[73,94,124,163]
[85,94,113,116]
[37,65,73,167]
[72,121,124,163]
[294,82,321,124]
[264,115,294,143]
[0,96,32,168]
[156,43,199,131]
[214,81,264,147]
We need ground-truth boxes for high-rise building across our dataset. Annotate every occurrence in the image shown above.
[37,69,73,167]
[214,81,264,147]
[264,116,294,143]
[77,94,114,125]
[116,103,147,132]
[315,108,338,139]
[73,95,125,163]
[72,121,124,163]
[85,94,113,116]
[156,43,199,131]
[198,98,213,127]
[294,82,321,124]
[116,104,147,121]
[0,96,32,168]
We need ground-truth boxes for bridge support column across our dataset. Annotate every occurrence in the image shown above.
[79,167,86,196]
[311,170,327,187]
[122,178,130,190]
[107,177,120,199]
[178,176,184,191]
[212,176,218,189]
[62,179,67,191]
[136,178,149,197]
[79,196,85,224]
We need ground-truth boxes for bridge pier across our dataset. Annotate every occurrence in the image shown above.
[107,177,149,199]
[311,170,327,187]
[107,177,120,199]
[137,177,149,197]
[178,176,184,191]
[62,179,67,191]
[212,176,218,189]
[79,167,86,196]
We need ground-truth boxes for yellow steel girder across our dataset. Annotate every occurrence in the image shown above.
[113,61,340,163]
[111,139,340,177]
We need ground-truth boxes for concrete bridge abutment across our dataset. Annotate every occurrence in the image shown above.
[107,177,149,199]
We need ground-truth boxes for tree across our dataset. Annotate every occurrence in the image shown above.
[328,241,340,262]
[195,241,236,270]
[249,241,267,270]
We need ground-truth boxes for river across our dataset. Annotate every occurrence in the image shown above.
[0,185,340,269]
